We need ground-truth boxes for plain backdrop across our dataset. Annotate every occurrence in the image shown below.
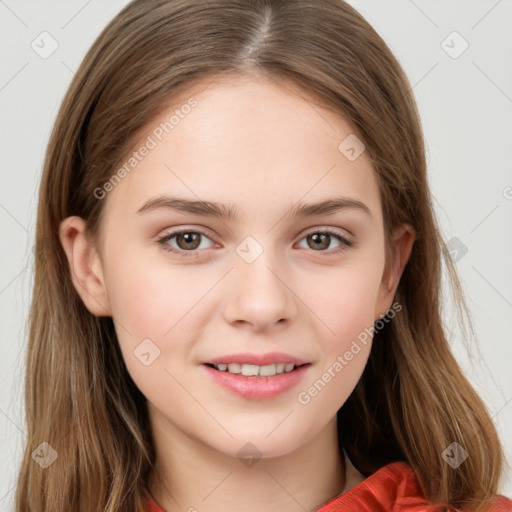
[1,0,511,509]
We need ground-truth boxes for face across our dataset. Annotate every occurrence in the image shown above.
[62,74,411,461]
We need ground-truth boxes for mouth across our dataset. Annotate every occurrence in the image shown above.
[204,362,310,377]
[201,362,312,400]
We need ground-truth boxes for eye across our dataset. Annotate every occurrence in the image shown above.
[297,229,353,254]
[157,229,214,257]
[157,228,353,258]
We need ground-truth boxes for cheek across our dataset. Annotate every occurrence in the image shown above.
[105,258,199,400]
[295,271,378,421]
[103,250,216,385]
[304,263,383,348]
[105,250,208,336]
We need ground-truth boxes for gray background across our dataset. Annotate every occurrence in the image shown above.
[1,0,511,508]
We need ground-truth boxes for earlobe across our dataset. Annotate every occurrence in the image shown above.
[375,224,415,320]
[58,216,112,316]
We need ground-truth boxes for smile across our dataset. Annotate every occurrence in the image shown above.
[202,363,311,400]
[206,362,302,376]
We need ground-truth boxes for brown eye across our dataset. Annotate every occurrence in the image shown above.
[157,229,214,257]
[306,233,331,251]
[298,230,352,253]
[175,232,202,250]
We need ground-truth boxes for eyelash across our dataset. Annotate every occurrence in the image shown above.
[156,228,353,258]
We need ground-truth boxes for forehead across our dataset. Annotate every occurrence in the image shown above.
[102,74,381,225]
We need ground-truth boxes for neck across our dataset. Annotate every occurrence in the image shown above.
[147,413,347,512]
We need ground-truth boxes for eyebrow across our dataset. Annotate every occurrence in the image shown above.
[136,195,372,219]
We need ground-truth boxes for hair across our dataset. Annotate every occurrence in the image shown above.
[15,0,506,511]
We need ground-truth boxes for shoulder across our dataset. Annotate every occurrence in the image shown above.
[143,491,167,512]
[317,461,512,512]
[141,463,512,512]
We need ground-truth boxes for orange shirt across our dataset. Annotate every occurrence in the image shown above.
[144,461,512,511]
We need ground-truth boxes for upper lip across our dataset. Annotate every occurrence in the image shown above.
[203,352,311,366]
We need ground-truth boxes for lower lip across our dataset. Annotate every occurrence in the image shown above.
[201,364,311,400]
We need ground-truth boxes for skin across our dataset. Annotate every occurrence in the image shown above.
[60,74,414,512]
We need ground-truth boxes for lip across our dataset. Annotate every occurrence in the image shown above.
[201,362,312,400]
[202,351,310,366]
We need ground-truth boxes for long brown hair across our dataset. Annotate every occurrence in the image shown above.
[15,0,505,510]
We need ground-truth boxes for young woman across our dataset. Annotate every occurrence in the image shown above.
[15,1,511,511]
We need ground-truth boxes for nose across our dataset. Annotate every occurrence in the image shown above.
[222,247,298,332]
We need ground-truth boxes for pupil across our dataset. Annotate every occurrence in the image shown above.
[179,232,200,249]
[309,233,329,250]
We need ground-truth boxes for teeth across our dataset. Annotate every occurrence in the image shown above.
[227,363,241,374]
[259,364,276,376]
[213,362,298,376]
[241,364,260,376]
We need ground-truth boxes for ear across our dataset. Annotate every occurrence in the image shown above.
[59,216,112,316]
[374,224,415,321]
